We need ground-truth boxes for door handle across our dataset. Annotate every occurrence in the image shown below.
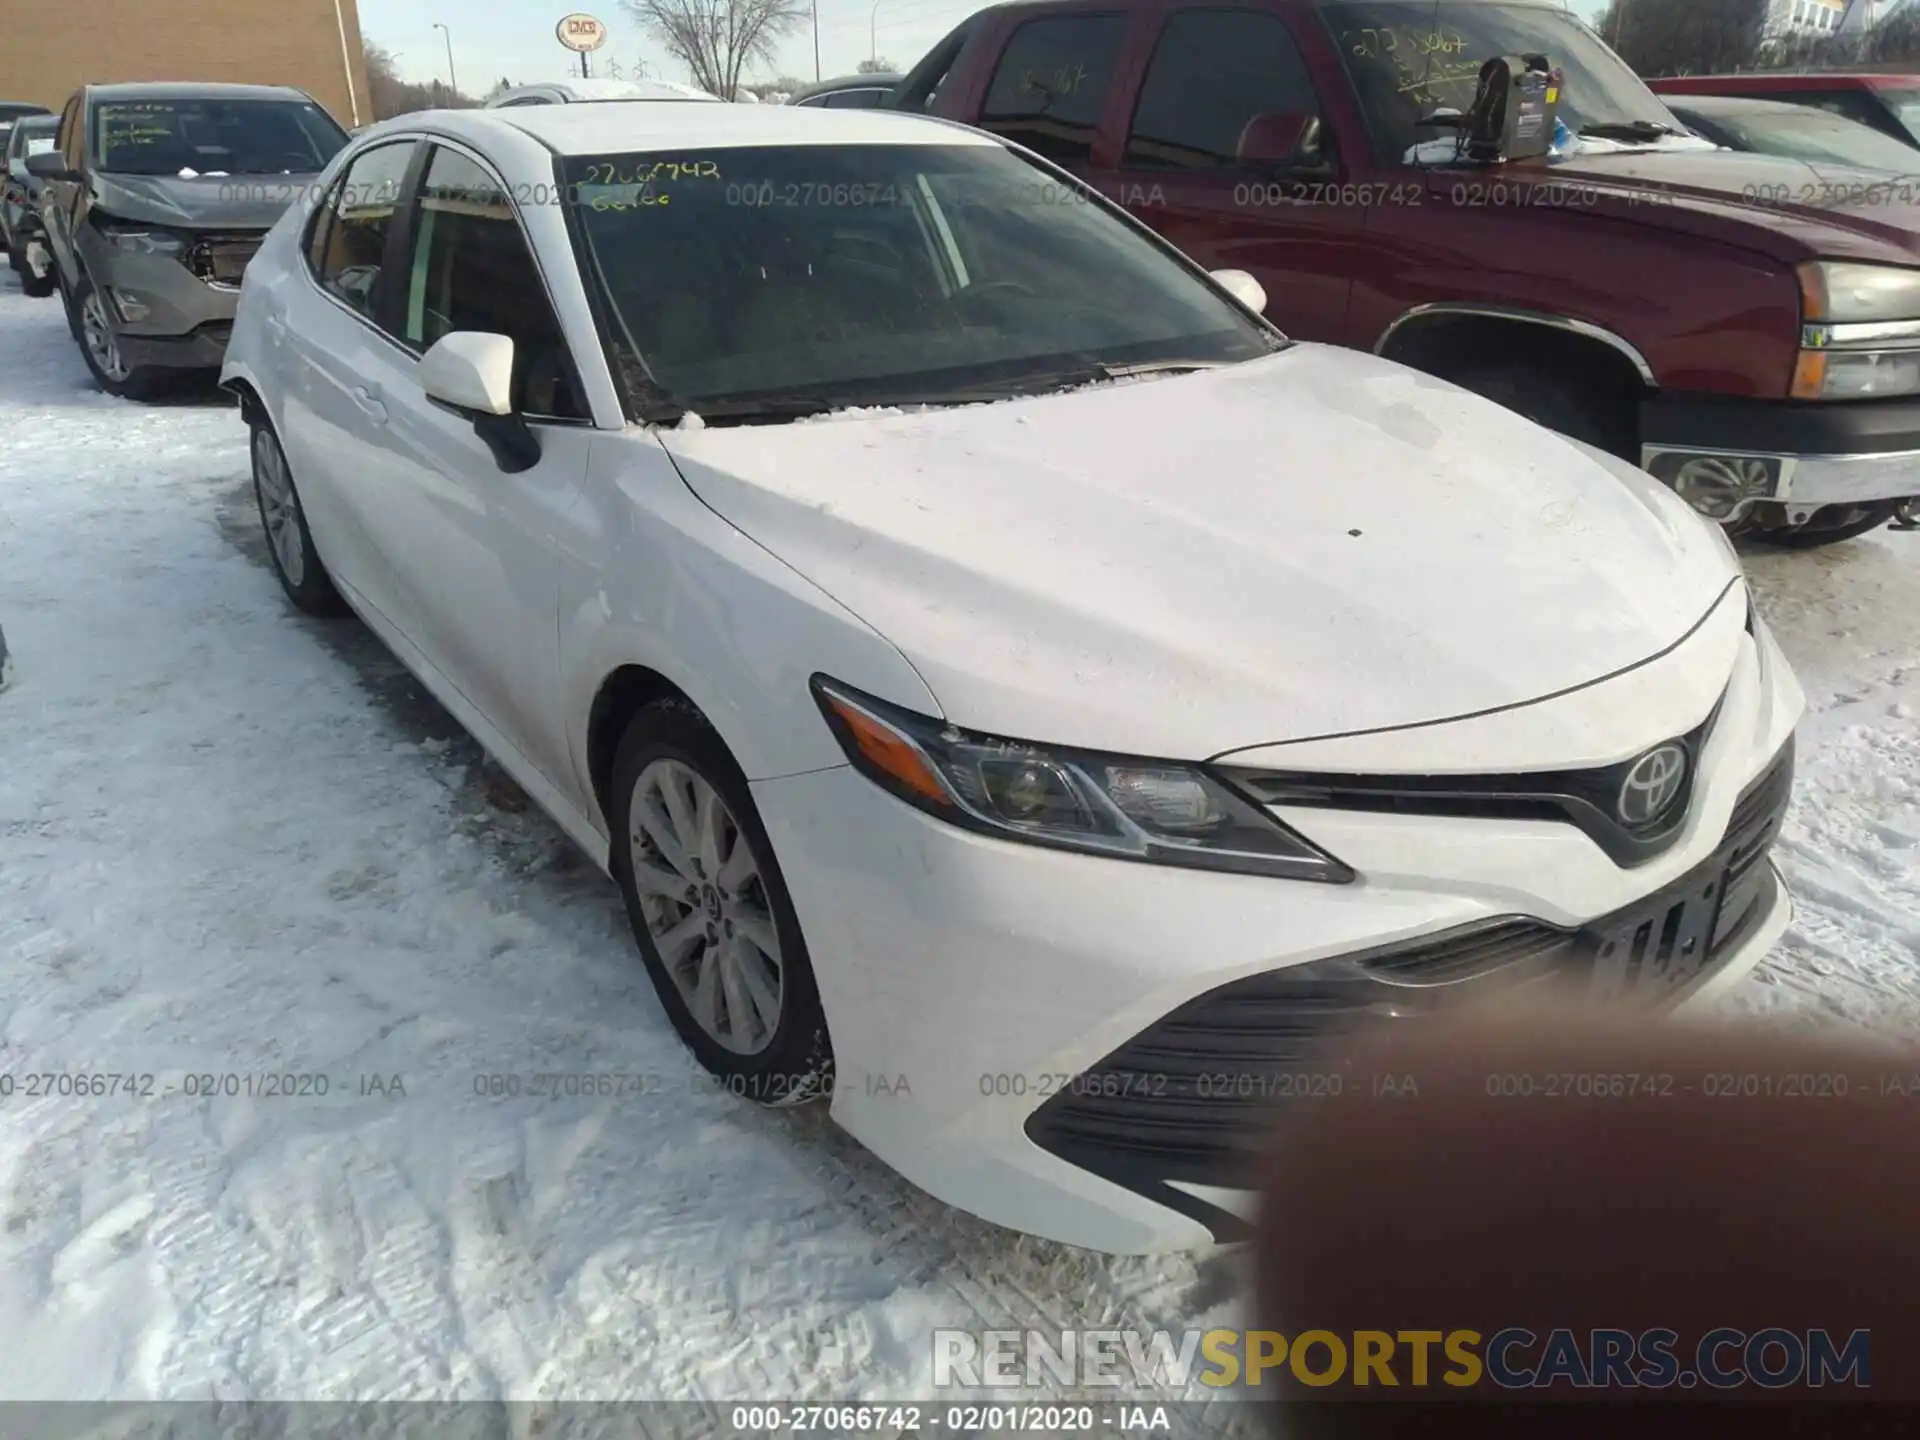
[350,385,388,424]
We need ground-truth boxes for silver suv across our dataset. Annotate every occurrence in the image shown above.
[29,82,349,399]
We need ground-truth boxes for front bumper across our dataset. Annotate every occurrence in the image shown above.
[1641,392,1920,515]
[750,614,1803,1254]
[78,232,253,370]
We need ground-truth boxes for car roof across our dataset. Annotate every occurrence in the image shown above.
[84,81,315,103]
[11,113,59,129]
[472,99,995,153]
[494,78,721,104]
[787,74,904,103]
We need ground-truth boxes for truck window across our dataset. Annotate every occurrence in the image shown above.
[979,14,1126,164]
[1125,9,1322,169]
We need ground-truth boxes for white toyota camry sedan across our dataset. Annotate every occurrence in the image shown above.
[221,100,1804,1254]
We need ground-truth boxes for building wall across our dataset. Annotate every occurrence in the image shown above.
[1766,0,1849,37]
[0,0,371,128]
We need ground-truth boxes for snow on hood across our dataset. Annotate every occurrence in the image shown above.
[92,171,320,231]
[656,345,1739,759]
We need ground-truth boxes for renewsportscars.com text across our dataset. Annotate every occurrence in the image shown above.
[932,1327,1870,1390]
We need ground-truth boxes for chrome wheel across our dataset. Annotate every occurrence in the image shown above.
[80,288,128,383]
[627,758,784,1056]
[253,429,306,587]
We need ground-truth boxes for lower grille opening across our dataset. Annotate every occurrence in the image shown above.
[1026,737,1797,1238]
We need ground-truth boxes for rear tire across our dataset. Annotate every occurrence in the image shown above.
[609,698,834,1107]
[71,273,162,400]
[250,420,349,617]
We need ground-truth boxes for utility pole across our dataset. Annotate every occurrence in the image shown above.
[433,23,458,102]
[813,0,822,81]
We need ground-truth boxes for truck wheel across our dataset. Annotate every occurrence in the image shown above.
[71,274,161,400]
[1739,501,1898,550]
[1445,359,1637,461]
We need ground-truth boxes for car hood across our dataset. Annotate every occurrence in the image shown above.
[91,172,319,231]
[656,345,1740,760]
[1524,147,1920,265]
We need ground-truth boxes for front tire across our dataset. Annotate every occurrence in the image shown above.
[1446,358,1638,460]
[609,699,834,1106]
[1736,501,1899,550]
[10,237,56,298]
[251,420,349,617]
[71,274,161,400]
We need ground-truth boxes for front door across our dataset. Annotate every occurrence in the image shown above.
[1095,5,1364,344]
[363,141,595,790]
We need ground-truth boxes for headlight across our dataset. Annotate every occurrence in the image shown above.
[1794,262,1920,399]
[811,676,1354,883]
[99,223,187,257]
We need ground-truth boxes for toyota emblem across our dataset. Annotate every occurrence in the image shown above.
[1618,743,1688,827]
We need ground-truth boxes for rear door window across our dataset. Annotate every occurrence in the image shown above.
[1124,9,1322,169]
[979,14,1126,164]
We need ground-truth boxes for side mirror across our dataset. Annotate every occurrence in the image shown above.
[1210,268,1268,315]
[420,331,541,473]
[25,151,75,182]
[1236,112,1327,171]
[421,331,515,415]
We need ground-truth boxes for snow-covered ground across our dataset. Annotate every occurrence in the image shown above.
[1,278,1916,1405]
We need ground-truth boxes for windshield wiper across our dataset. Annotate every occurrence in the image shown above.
[1578,120,1684,142]
[674,395,841,426]
[665,362,1234,426]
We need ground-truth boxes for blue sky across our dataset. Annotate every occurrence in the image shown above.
[362,0,1613,96]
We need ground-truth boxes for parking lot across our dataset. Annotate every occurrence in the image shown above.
[1,266,1917,1403]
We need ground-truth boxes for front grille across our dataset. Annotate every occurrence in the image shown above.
[184,232,265,287]
[1220,696,1726,868]
[1025,736,1797,1239]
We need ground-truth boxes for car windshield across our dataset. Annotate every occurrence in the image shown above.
[1709,104,1920,171]
[1880,90,1920,147]
[91,98,348,177]
[563,143,1279,418]
[1323,1,1681,162]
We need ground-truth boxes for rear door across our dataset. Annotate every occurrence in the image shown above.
[275,137,423,624]
[1097,3,1364,340]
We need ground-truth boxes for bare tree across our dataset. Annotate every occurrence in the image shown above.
[622,0,808,100]
[364,40,481,117]
[856,56,897,73]
[1596,0,1767,76]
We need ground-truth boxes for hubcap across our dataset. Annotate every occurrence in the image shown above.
[253,431,306,587]
[628,759,784,1056]
[81,290,128,383]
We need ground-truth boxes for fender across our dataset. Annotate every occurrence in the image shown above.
[1376,302,1660,388]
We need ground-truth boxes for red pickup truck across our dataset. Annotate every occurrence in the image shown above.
[899,0,1920,546]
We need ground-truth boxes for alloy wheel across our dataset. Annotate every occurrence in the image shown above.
[80,288,128,383]
[253,430,306,587]
[627,758,785,1056]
